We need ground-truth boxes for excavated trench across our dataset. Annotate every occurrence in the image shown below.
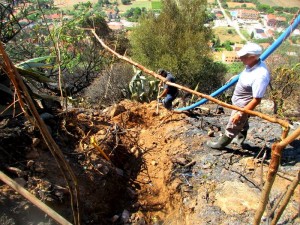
[0,100,192,225]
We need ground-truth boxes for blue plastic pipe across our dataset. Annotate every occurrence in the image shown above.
[177,14,300,111]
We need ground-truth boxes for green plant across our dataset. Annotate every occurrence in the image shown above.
[16,56,55,83]
[129,68,159,102]
[0,56,59,115]
[187,82,199,105]
[130,0,227,90]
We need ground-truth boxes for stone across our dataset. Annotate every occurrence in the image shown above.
[32,138,40,147]
[111,215,119,223]
[151,160,158,166]
[121,209,130,223]
[256,99,274,115]
[110,104,126,118]
[214,180,260,214]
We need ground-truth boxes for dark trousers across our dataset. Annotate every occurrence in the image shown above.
[163,92,178,110]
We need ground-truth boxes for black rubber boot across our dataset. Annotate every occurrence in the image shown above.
[207,135,233,150]
[232,130,248,147]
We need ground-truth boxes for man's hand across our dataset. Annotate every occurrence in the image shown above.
[159,78,168,85]
[232,111,242,124]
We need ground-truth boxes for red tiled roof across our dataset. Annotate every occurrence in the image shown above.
[276,16,286,22]
[44,14,62,20]
[267,14,276,20]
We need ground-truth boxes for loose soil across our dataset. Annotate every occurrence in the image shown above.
[0,100,299,225]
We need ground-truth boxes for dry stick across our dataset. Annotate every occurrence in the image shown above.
[0,98,19,115]
[270,172,300,224]
[90,29,290,132]
[0,42,80,225]
[91,137,110,161]
[267,188,286,221]
[260,152,265,189]
[36,1,65,108]
[253,127,300,225]
[0,171,72,225]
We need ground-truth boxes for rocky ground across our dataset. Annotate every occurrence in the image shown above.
[0,99,299,225]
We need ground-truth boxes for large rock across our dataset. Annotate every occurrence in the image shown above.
[256,97,300,117]
[256,99,275,115]
[214,180,260,214]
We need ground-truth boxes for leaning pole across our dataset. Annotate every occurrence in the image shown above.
[176,14,300,111]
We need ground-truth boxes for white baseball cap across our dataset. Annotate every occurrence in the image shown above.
[237,42,262,57]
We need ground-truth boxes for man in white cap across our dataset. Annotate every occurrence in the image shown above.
[207,42,270,149]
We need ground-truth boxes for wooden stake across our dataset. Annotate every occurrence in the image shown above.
[253,127,300,225]
[0,171,72,225]
[271,170,300,225]
[0,41,80,225]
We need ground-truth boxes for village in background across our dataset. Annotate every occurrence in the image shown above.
[42,0,300,66]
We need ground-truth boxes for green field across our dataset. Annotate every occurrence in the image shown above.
[151,1,162,10]
[117,0,160,12]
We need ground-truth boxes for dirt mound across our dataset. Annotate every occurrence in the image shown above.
[0,100,192,224]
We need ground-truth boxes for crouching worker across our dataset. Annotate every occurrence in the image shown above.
[157,69,179,110]
[207,42,270,149]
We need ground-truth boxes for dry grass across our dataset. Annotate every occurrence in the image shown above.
[227,2,256,8]
[213,51,223,61]
[258,0,300,8]
[54,0,99,9]
[213,27,243,43]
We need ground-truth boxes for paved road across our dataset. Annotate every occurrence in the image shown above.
[216,0,247,42]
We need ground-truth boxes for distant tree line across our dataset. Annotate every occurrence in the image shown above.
[121,0,131,5]
[123,7,147,22]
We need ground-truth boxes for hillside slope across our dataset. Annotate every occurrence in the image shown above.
[0,100,299,224]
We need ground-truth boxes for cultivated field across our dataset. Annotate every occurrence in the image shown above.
[213,27,243,43]
[227,2,256,8]
[54,0,98,9]
[208,0,300,8]
[117,0,152,12]
[258,0,300,8]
